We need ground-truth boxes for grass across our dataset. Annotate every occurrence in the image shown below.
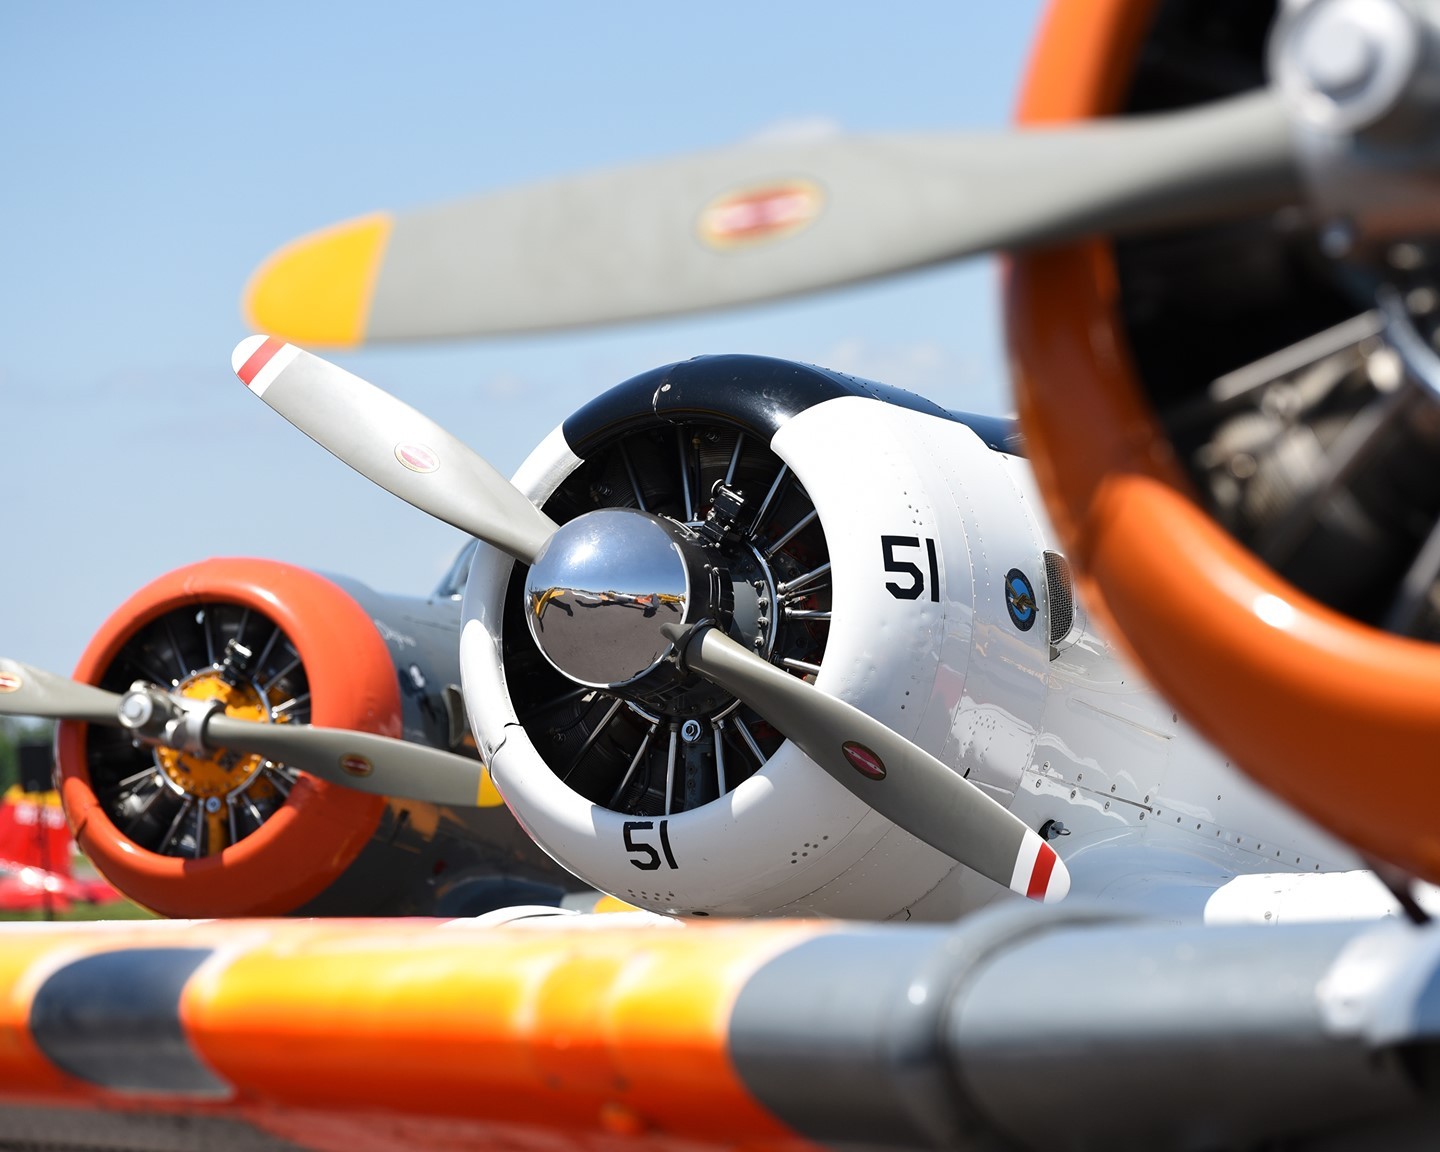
[0,859,158,921]
[0,900,157,922]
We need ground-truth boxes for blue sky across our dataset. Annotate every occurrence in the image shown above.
[1,2,1046,675]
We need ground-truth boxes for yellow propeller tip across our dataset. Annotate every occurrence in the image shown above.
[242,212,393,347]
[591,894,641,914]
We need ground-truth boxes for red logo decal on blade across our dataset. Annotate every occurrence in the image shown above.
[1027,842,1058,901]
[237,337,285,386]
[842,741,886,780]
[340,755,373,779]
[698,180,824,249]
[0,672,21,693]
[395,443,440,474]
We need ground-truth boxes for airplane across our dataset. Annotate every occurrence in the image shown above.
[235,0,1440,889]
[5,0,1440,1147]
[0,557,591,920]
[6,327,1412,922]
[0,786,119,913]
[4,0,1429,927]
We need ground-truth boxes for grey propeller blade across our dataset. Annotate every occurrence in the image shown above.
[232,336,558,564]
[664,624,1069,902]
[203,715,487,809]
[0,658,490,810]
[246,91,1295,343]
[114,683,490,809]
[0,658,123,726]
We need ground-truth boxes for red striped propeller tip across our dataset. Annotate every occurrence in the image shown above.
[231,335,297,396]
[1013,833,1070,903]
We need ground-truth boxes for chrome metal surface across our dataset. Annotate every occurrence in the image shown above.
[713,720,728,794]
[1273,0,1420,133]
[117,685,222,758]
[525,509,693,689]
[505,418,830,815]
[664,725,679,814]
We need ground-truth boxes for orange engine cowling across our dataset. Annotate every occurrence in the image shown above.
[57,558,396,918]
[1011,0,1440,881]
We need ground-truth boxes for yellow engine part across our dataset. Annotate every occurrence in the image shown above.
[155,673,288,855]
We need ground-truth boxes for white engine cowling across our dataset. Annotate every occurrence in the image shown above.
[461,355,1054,919]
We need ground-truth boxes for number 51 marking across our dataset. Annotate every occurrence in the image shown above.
[624,819,679,870]
[881,535,940,602]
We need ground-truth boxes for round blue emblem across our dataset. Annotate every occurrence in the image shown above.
[1004,568,1037,632]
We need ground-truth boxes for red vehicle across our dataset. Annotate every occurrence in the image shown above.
[0,787,118,912]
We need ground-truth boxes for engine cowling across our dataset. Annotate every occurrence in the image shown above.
[462,355,1053,920]
[58,557,576,918]
[1009,0,1440,881]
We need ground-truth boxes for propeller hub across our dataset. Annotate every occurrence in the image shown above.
[153,672,275,800]
[524,509,728,690]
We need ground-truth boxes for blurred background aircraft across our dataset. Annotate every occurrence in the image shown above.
[0,2,1044,680]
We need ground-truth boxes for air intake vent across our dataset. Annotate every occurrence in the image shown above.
[1045,551,1074,651]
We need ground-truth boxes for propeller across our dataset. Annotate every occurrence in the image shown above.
[231,336,557,564]
[244,91,1295,344]
[0,658,486,808]
[662,623,1067,902]
[233,338,1069,900]
[225,0,1440,895]
[0,658,124,726]
[244,0,1440,350]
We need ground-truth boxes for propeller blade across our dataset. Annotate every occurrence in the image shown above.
[245,91,1295,344]
[231,336,558,564]
[0,658,123,726]
[665,625,1069,902]
[0,658,490,808]
[204,715,488,809]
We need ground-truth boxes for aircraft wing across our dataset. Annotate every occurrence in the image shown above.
[2,907,1440,1151]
